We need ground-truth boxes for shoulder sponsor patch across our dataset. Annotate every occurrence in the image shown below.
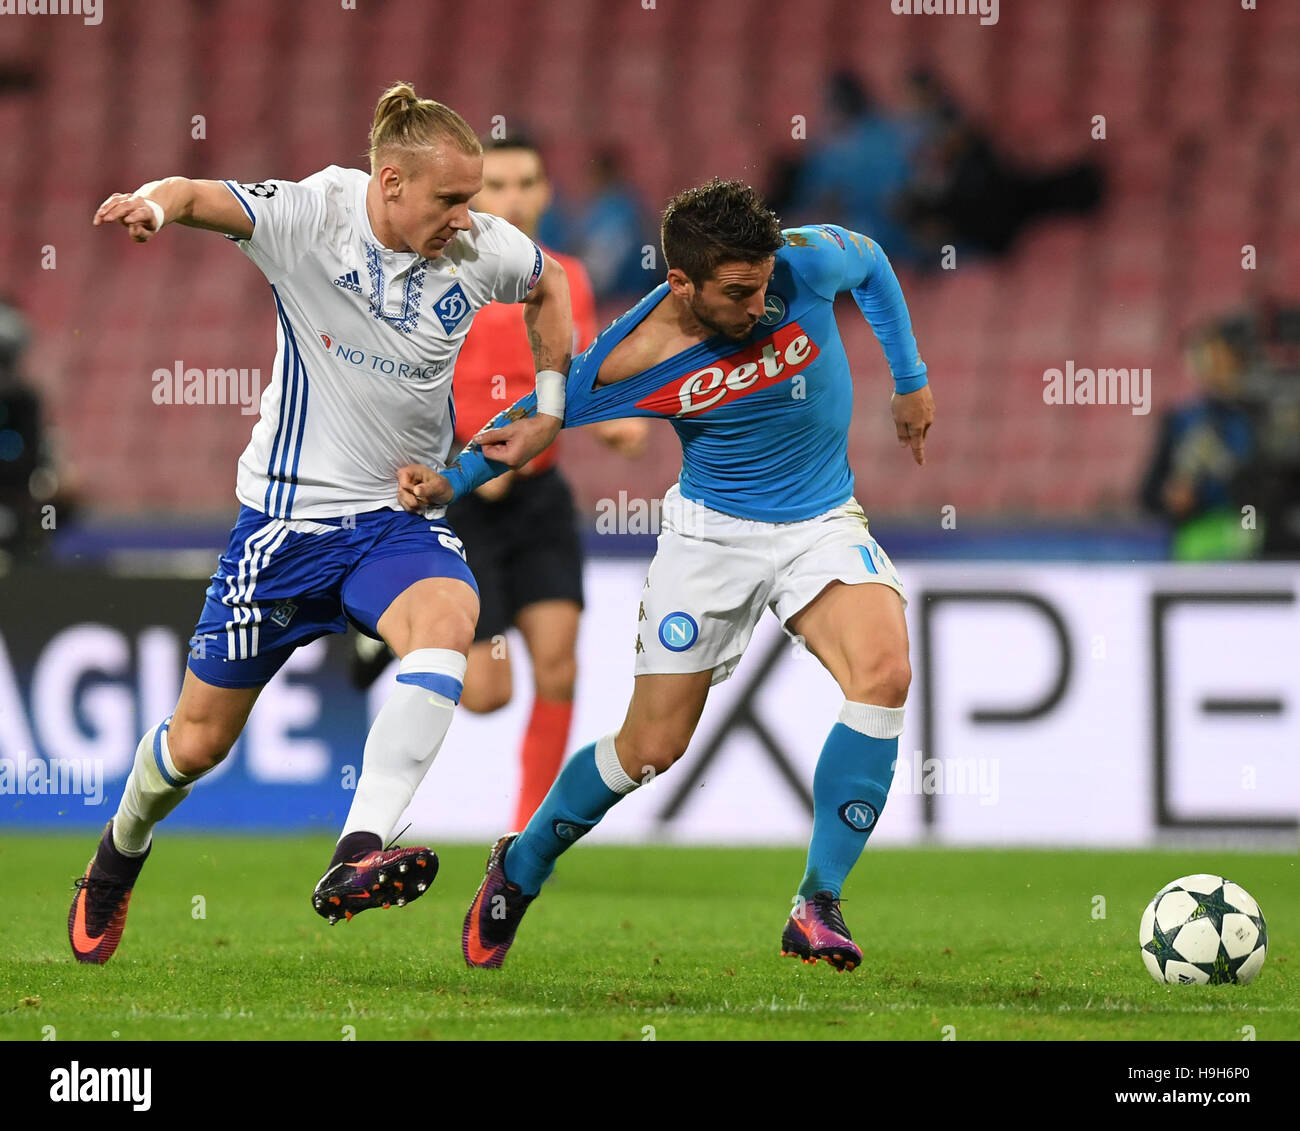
[817,224,846,248]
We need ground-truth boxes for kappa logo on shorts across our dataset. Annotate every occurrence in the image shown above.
[838,800,878,832]
[657,612,699,652]
[268,601,298,628]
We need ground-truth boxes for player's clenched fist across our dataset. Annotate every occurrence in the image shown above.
[93,192,165,242]
[397,463,454,512]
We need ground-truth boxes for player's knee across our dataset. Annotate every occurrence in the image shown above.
[401,601,476,656]
[533,655,576,702]
[619,730,689,777]
[460,670,512,714]
[851,654,911,708]
[166,717,235,775]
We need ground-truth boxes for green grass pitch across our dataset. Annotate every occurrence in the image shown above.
[2,835,1296,1040]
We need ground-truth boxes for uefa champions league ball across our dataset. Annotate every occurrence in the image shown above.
[1139,874,1267,985]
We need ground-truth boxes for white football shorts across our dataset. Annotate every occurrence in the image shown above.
[633,483,907,684]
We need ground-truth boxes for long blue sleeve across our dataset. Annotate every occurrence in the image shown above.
[786,224,928,394]
[440,391,537,500]
[850,250,928,395]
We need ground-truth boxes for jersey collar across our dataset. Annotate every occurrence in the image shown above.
[353,174,425,271]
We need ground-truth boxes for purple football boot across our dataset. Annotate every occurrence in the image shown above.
[312,845,438,924]
[781,891,862,971]
[462,834,536,969]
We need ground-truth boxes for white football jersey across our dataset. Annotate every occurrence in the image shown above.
[222,165,543,519]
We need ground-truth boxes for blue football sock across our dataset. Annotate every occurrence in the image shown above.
[797,702,904,901]
[505,734,637,895]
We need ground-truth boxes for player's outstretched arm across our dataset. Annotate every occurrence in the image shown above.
[396,463,453,512]
[394,390,542,509]
[93,178,254,243]
[474,252,572,467]
[825,226,934,466]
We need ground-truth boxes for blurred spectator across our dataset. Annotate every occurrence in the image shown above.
[896,67,959,165]
[784,70,921,262]
[1139,321,1260,560]
[899,71,1104,259]
[1238,304,1300,558]
[0,60,37,96]
[778,67,1103,266]
[0,299,61,559]
[534,193,570,253]
[570,146,654,301]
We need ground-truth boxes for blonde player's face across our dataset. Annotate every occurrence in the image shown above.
[472,149,550,235]
[387,144,484,259]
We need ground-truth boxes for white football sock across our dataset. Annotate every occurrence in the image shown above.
[340,648,466,840]
[112,720,204,856]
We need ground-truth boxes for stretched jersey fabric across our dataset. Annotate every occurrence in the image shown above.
[222,166,544,520]
[450,247,596,477]
[448,224,927,522]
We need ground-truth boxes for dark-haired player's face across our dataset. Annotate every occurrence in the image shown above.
[685,258,775,340]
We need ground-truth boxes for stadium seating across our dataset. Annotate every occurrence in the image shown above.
[1,0,1294,521]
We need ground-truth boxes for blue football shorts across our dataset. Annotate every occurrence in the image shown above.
[187,505,478,688]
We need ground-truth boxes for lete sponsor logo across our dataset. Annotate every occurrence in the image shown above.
[634,322,820,417]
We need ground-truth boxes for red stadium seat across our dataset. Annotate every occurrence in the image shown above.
[4,0,1285,522]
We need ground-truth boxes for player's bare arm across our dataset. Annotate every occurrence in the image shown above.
[93,178,254,242]
[474,252,572,467]
[891,383,935,466]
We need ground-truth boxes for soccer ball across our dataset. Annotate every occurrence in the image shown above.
[1139,874,1267,985]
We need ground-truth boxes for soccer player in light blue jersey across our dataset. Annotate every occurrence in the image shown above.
[402,179,935,971]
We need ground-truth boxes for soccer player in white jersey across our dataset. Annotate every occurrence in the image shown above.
[67,83,570,965]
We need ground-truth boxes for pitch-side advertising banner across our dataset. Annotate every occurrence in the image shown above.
[0,561,1295,845]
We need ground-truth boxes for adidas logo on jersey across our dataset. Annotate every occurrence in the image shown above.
[332,269,363,294]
